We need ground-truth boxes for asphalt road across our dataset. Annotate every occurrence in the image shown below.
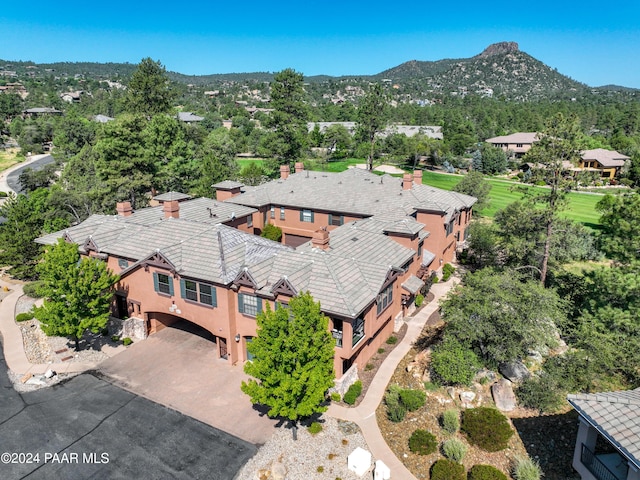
[5,154,56,194]
[0,344,257,480]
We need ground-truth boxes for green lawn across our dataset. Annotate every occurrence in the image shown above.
[421,171,603,227]
[236,158,266,170]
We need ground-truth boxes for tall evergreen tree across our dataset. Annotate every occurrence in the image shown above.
[356,83,389,171]
[241,292,335,439]
[262,68,309,163]
[124,58,175,117]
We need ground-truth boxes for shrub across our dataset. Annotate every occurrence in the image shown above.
[516,374,564,413]
[316,465,324,473]
[512,456,543,480]
[415,293,424,307]
[365,363,374,371]
[122,337,133,346]
[442,438,467,462]
[461,407,514,452]
[377,347,385,354]
[330,392,341,402]
[442,263,456,281]
[308,422,322,435]
[399,388,426,412]
[16,311,34,322]
[385,384,406,422]
[343,380,362,405]
[430,459,466,480]
[469,464,508,480]
[111,335,120,342]
[424,381,439,392]
[22,281,43,298]
[386,335,398,345]
[431,337,480,386]
[408,429,437,455]
[442,409,460,434]
[0,191,8,197]
[260,223,283,242]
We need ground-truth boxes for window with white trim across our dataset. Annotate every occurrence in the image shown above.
[270,206,275,219]
[377,283,393,315]
[280,206,285,220]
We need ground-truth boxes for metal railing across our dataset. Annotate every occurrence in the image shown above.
[581,444,627,480]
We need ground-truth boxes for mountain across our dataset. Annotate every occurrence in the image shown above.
[377,42,590,101]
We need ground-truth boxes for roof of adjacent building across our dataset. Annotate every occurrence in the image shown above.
[402,275,425,295]
[567,388,640,468]
[485,132,539,144]
[93,114,115,123]
[581,148,630,167]
[153,191,192,202]
[225,168,475,223]
[177,112,204,122]
[213,180,245,190]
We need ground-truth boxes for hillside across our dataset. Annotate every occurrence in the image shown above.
[378,42,589,101]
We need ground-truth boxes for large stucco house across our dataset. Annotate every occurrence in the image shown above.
[37,166,475,385]
[485,132,539,158]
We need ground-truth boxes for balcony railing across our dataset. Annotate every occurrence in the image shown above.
[581,444,628,480]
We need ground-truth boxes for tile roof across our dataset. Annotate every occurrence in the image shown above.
[567,388,640,468]
[581,148,630,167]
[226,168,475,223]
[153,191,192,202]
[402,275,424,295]
[485,132,539,144]
[177,112,204,122]
[213,180,245,190]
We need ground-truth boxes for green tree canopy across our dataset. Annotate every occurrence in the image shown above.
[241,292,335,438]
[34,238,119,350]
[452,171,491,211]
[440,268,565,366]
[356,83,389,171]
[262,68,309,163]
[194,128,238,196]
[124,58,176,117]
[596,193,640,264]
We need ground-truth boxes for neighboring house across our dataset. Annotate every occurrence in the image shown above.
[568,389,640,480]
[485,132,539,158]
[36,168,475,384]
[22,107,63,117]
[60,90,84,103]
[92,114,115,123]
[177,112,204,123]
[579,149,630,180]
[307,122,443,140]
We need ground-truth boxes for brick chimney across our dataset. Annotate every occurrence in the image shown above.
[295,162,304,174]
[163,200,180,219]
[280,164,290,180]
[403,173,413,191]
[116,201,133,217]
[312,228,330,251]
[413,170,423,185]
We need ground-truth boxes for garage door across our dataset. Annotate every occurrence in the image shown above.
[284,234,312,247]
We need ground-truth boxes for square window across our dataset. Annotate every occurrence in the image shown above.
[302,209,313,222]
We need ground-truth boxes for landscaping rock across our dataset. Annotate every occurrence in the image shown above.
[44,369,56,379]
[499,360,531,383]
[270,461,286,480]
[460,391,476,407]
[492,378,517,411]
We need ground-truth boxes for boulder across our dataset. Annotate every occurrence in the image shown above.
[499,360,531,383]
[271,461,287,480]
[492,379,517,412]
[460,391,476,406]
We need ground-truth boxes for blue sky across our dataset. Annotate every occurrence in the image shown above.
[1,1,639,88]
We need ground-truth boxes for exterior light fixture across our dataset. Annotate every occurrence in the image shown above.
[235,334,241,342]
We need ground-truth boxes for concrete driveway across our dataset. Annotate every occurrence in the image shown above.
[97,322,279,445]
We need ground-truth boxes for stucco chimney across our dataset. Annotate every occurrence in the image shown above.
[403,173,413,191]
[116,201,133,217]
[413,170,423,185]
[295,162,304,174]
[312,228,330,251]
[280,165,290,180]
[164,200,180,219]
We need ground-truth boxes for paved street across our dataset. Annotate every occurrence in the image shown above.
[0,342,257,480]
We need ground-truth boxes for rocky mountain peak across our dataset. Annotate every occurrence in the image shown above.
[477,42,519,57]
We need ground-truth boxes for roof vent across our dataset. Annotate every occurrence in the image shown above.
[351,237,358,242]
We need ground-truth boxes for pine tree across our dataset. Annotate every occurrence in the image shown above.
[241,292,335,439]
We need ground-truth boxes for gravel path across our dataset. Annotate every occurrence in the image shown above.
[236,416,373,480]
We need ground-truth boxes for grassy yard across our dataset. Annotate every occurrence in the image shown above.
[0,148,22,172]
[420,171,603,227]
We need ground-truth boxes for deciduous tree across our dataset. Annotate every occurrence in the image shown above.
[34,239,119,351]
[241,292,335,439]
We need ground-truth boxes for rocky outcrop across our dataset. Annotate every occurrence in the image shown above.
[477,41,519,57]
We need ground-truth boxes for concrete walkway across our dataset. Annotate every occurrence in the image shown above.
[0,281,123,376]
[327,275,461,480]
